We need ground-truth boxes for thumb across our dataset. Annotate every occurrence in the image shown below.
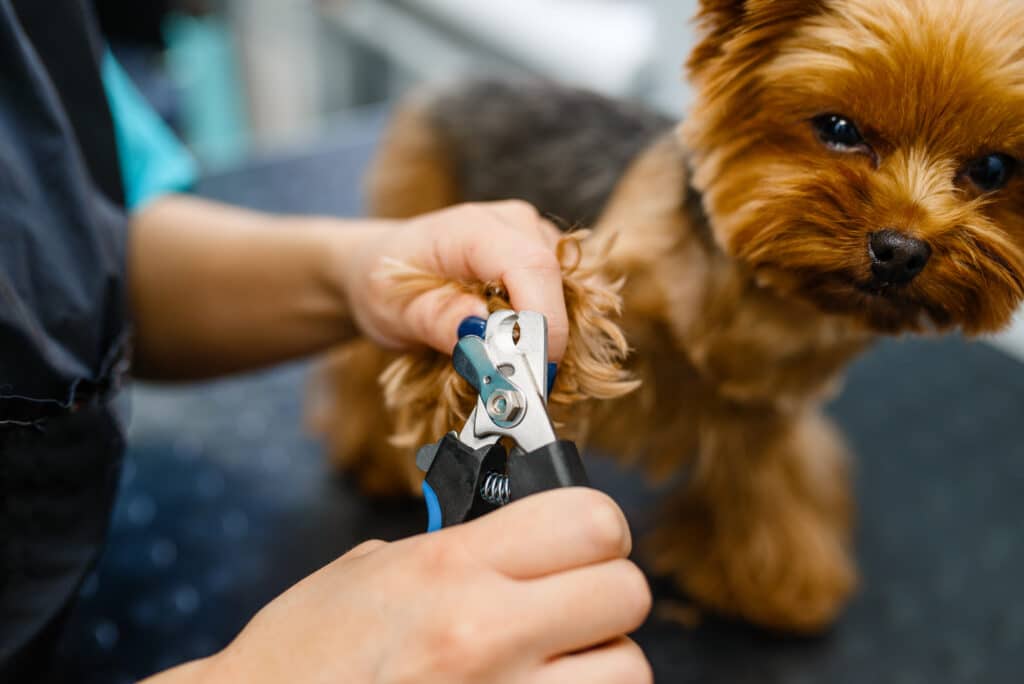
[405,288,489,355]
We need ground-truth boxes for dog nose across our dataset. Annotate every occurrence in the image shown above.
[869,230,931,285]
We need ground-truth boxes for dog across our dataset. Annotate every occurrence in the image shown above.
[308,0,1024,633]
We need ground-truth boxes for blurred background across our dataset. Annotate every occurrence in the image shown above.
[101,0,692,168]
[51,1,1024,682]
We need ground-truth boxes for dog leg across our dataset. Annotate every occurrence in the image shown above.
[306,341,422,497]
[646,403,857,633]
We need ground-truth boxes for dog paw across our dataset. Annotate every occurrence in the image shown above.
[646,499,857,633]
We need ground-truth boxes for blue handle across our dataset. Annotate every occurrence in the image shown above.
[457,316,487,340]
[422,480,442,533]
[546,362,558,395]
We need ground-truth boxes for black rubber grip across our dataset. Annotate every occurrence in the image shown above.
[424,434,505,527]
[508,440,589,501]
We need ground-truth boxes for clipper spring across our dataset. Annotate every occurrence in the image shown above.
[480,471,511,506]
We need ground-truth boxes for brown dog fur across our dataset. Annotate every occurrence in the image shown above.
[309,0,1024,632]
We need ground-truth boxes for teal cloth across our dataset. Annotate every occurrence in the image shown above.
[101,51,198,210]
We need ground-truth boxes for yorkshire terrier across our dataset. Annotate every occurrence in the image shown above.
[309,0,1024,633]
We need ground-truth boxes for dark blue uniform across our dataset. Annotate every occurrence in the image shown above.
[0,0,131,677]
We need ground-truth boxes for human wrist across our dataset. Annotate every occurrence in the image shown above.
[305,216,381,345]
[322,217,400,341]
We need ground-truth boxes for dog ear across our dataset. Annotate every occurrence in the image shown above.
[695,0,826,22]
[690,0,827,72]
[696,0,745,22]
[689,1,745,67]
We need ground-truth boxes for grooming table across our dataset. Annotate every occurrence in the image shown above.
[49,114,1024,684]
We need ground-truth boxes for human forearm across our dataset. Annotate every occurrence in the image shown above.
[129,195,369,380]
[129,197,570,380]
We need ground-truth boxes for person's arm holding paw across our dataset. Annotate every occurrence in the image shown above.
[129,196,569,379]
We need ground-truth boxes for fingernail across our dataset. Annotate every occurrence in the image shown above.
[458,316,487,339]
[547,363,558,395]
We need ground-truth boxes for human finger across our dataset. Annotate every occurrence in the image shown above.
[524,559,651,657]
[454,488,631,579]
[404,288,490,354]
[535,637,652,684]
[419,207,569,361]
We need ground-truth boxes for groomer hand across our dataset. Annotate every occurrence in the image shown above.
[341,200,570,361]
[147,488,652,683]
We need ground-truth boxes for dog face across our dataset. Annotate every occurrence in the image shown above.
[684,0,1024,334]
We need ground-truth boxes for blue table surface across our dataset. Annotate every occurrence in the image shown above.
[49,115,1024,684]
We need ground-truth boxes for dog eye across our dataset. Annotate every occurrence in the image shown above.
[812,114,865,151]
[964,153,1017,192]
